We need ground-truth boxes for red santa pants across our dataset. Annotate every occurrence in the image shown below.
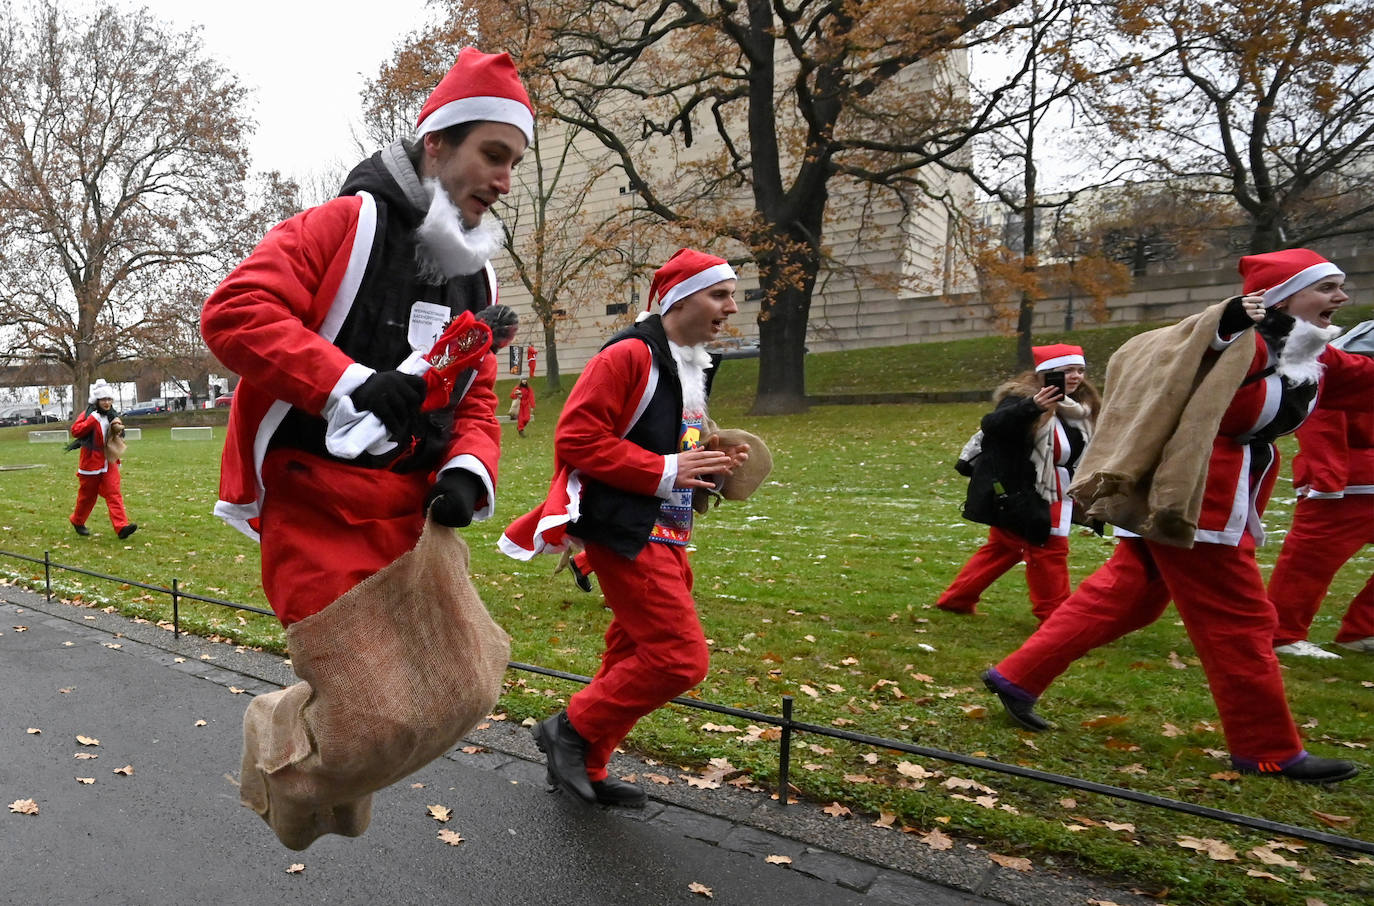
[567,540,710,782]
[995,536,1303,763]
[258,450,429,626]
[1269,495,1374,645]
[71,466,130,533]
[937,526,1070,621]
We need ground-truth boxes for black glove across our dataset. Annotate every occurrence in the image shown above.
[476,304,519,351]
[350,370,425,436]
[1218,295,1257,337]
[425,470,484,527]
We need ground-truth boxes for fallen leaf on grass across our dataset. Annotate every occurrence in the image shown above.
[822,802,851,817]
[989,853,1031,872]
[1210,771,1242,781]
[1245,869,1287,883]
[1177,835,1238,861]
[1160,723,1183,737]
[428,805,452,822]
[9,799,38,815]
[960,704,987,718]
[112,765,133,776]
[76,735,100,747]
[286,863,304,874]
[872,811,897,829]
[437,829,464,846]
[1250,845,1301,868]
[1102,821,1135,833]
[798,684,820,698]
[688,881,713,897]
[764,854,792,865]
[896,761,936,780]
[1311,810,1353,828]
[1081,715,1128,729]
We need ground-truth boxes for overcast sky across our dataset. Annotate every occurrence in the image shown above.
[128,0,437,183]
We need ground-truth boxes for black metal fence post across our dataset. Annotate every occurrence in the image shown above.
[44,551,52,601]
[172,578,179,639]
[777,695,793,808]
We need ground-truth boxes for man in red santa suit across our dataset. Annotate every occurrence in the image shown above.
[983,248,1373,784]
[201,49,530,626]
[1269,319,1374,659]
[69,378,137,540]
[500,248,750,807]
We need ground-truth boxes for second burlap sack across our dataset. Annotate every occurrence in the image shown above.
[240,517,510,850]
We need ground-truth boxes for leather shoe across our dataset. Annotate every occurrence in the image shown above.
[72,523,90,537]
[117,523,138,540]
[570,560,593,594]
[532,712,596,803]
[591,776,647,809]
[982,670,1049,732]
[1236,754,1360,785]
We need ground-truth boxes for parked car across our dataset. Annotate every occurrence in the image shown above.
[214,393,234,408]
[123,401,163,416]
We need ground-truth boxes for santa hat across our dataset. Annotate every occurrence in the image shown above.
[1032,344,1085,373]
[649,248,736,317]
[88,379,114,403]
[415,48,535,145]
[1238,248,1344,308]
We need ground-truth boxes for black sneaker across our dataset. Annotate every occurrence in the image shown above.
[72,523,90,537]
[982,669,1049,732]
[1235,754,1360,785]
[570,559,593,594]
[117,523,138,540]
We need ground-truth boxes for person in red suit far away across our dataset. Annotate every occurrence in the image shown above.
[510,378,535,436]
[69,378,137,540]
[983,248,1373,785]
[1268,319,1374,659]
[500,248,756,808]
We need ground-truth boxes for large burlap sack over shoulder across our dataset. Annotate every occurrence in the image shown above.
[240,517,510,850]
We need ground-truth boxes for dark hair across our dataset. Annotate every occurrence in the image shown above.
[431,121,481,149]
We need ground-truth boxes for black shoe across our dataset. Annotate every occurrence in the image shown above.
[72,523,90,537]
[569,560,593,594]
[532,712,596,803]
[982,670,1049,732]
[117,523,138,540]
[1237,754,1360,785]
[591,776,647,809]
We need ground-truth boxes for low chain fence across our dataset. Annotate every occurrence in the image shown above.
[2,546,1369,857]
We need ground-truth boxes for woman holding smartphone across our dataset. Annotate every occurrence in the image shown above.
[937,344,1100,622]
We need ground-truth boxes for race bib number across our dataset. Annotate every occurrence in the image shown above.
[407,302,452,353]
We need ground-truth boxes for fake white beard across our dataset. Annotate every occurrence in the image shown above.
[1277,318,1343,385]
[414,178,503,281]
[670,340,713,413]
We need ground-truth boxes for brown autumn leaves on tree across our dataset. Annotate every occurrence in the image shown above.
[0,2,296,404]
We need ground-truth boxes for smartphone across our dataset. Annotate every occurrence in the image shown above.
[1043,371,1066,396]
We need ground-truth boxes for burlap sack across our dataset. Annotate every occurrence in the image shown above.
[240,518,510,850]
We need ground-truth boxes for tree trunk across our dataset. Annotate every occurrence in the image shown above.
[750,241,817,415]
[1248,219,1285,255]
[541,320,563,394]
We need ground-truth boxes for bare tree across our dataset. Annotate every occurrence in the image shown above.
[0,2,296,405]
[466,0,1117,413]
[1112,0,1374,254]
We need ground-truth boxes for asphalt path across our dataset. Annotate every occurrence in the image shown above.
[0,587,1154,906]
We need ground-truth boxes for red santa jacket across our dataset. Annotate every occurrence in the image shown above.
[201,191,502,540]
[1194,336,1374,545]
[500,334,678,560]
[1291,348,1374,498]
[70,409,116,475]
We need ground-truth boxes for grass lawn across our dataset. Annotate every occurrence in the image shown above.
[2,309,1372,905]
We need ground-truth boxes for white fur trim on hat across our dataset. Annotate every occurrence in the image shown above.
[1034,353,1085,373]
[1262,262,1344,308]
[88,379,115,403]
[660,263,737,316]
[416,97,535,145]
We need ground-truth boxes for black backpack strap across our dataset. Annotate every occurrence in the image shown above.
[1240,364,1276,387]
